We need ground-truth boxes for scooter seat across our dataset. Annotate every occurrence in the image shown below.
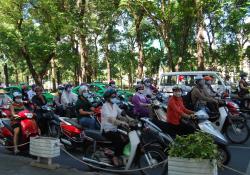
[85,130,109,142]
[64,118,83,129]
[2,118,13,132]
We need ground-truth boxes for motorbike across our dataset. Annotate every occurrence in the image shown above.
[0,109,39,152]
[210,102,249,144]
[81,122,167,175]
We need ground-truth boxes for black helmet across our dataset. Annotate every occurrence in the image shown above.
[240,72,248,78]
[65,84,72,90]
[103,89,117,101]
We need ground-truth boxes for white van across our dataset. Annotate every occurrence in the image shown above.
[158,71,230,94]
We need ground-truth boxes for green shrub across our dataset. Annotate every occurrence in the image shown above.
[168,132,218,160]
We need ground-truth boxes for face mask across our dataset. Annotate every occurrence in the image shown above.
[110,97,119,104]
[138,90,144,94]
[173,92,182,98]
[145,82,151,87]
[88,97,94,103]
[58,90,63,94]
[15,98,23,103]
[82,93,89,98]
[206,80,212,85]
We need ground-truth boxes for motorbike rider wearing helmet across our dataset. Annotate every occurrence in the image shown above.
[101,89,129,166]
[191,75,219,115]
[203,76,218,97]
[143,78,154,98]
[238,72,250,108]
[53,85,64,116]
[27,84,36,101]
[132,84,151,118]
[107,80,116,90]
[75,85,99,130]
[32,86,47,135]
[178,75,192,95]
[12,92,26,154]
[61,84,78,108]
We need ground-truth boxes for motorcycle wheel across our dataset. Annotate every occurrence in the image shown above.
[138,146,167,175]
[225,117,249,144]
[217,145,230,165]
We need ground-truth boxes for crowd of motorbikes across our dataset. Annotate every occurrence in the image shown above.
[0,85,249,175]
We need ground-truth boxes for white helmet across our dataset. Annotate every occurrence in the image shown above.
[13,92,22,97]
[78,85,89,95]
[194,75,203,81]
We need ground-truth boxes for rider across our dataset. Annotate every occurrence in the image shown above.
[61,84,77,108]
[21,85,29,101]
[238,72,250,108]
[53,85,64,116]
[107,80,116,90]
[132,84,151,118]
[101,89,129,166]
[143,78,155,98]
[27,84,36,101]
[75,85,99,130]
[203,76,218,97]
[178,75,191,95]
[32,86,47,135]
[11,92,26,154]
[191,75,219,114]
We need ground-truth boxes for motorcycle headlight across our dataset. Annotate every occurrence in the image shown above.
[25,113,33,119]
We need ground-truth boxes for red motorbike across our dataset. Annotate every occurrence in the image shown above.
[0,109,39,152]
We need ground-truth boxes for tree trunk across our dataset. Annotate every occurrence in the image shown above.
[196,2,205,71]
[51,57,56,91]
[163,39,175,71]
[26,76,29,85]
[4,63,9,87]
[78,35,88,83]
[135,15,144,79]
[56,69,61,85]
[15,68,19,84]
[104,43,111,82]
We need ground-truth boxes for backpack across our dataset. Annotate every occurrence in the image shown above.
[182,89,194,110]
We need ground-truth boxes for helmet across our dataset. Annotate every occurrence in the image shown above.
[178,75,184,81]
[172,85,182,91]
[240,72,248,78]
[194,75,203,81]
[13,92,22,97]
[109,80,115,86]
[135,84,144,91]
[103,89,117,101]
[21,85,27,90]
[0,89,6,94]
[78,85,88,95]
[34,86,43,92]
[58,85,64,91]
[65,84,72,90]
[203,76,213,81]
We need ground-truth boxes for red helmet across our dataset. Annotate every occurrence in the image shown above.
[204,76,213,81]
[178,75,184,81]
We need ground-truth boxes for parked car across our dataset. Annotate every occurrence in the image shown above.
[158,71,230,95]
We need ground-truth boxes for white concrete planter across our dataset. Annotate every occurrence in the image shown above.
[30,137,60,158]
[168,157,218,175]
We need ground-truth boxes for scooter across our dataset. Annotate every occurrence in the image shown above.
[210,103,249,144]
[81,123,167,175]
[0,109,39,152]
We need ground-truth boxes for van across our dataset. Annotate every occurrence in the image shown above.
[158,71,230,94]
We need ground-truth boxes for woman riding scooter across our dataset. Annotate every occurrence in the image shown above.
[101,89,129,166]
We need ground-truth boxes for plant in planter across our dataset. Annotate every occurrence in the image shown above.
[168,131,218,175]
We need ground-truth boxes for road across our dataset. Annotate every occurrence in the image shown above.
[0,131,250,175]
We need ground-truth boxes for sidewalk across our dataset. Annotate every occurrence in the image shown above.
[0,153,109,175]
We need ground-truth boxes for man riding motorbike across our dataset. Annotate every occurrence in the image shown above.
[191,75,219,116]
[32,86,47,135]
[27,84,36,101]
[21,85,29,101]
[101,89,129,166]
[178,75,191,95]
[0,89,14,117]
[203,76,218,97]
[238,72,250,108]
[132,84,151,118]
[107,80,117,90]
[75,85,99,130]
